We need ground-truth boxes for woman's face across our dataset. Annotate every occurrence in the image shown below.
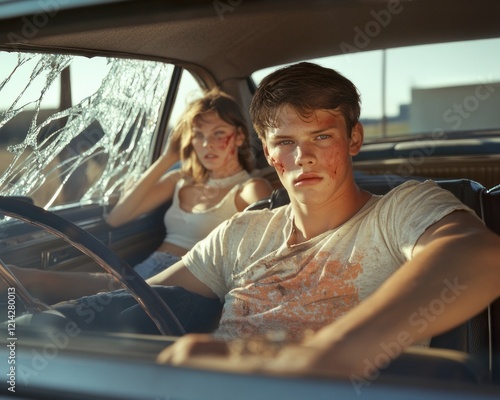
[190,112,245,176]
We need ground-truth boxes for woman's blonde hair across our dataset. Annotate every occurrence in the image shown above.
[170,89,254,183]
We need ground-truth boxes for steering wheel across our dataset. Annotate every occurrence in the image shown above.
[0,196,185,336]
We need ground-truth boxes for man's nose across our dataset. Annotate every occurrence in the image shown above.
[295,143,316,165]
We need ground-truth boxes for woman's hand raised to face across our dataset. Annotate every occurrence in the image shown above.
[162,127,183,163]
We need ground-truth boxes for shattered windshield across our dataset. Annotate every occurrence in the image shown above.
[0,52,172,210]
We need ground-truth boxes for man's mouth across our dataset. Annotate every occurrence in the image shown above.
[293,173,322,186]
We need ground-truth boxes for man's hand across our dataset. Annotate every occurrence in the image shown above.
[157,334,271,374]
[156,333,359,379]
[157,334,230,365]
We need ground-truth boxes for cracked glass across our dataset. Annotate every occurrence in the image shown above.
[0,52,174,211]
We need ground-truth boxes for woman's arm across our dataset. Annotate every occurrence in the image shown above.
[106,142,182,227]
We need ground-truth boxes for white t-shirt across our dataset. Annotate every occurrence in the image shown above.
[163,170,251,249]
[183,180,477,340]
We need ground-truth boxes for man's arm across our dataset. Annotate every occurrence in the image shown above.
[157,210,500,377]
[147,260,218,299]
[4,258,217,305]
[286,210,499,375]
[2,265,122,305]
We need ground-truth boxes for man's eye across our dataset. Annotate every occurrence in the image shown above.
[277,140,293,146]
[315,134,331,140]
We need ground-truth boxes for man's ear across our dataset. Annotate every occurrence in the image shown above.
[349,122,364,156]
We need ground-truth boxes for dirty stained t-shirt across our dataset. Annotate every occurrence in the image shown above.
[183,180,476,341]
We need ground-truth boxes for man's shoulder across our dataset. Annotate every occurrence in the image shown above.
[383,179,440,198]
[378,179,466,214]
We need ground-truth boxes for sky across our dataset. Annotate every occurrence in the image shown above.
[252,37,500,119]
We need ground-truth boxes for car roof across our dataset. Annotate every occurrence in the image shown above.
[1,0,500,84]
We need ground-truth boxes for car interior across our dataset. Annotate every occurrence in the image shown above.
[1,0,500,399]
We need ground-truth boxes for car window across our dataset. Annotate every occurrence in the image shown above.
[168,69,204,132]
[252,38,500,141]
[0,52,201,212]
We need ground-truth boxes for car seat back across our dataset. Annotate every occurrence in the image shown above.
[482,183,500,383]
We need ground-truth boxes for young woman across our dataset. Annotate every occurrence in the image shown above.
[6,89,272,304]
[106,89,272,279]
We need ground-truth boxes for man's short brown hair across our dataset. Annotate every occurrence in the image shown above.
[250,62,361,140]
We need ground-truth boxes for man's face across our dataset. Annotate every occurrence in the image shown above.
[263,106,363,206]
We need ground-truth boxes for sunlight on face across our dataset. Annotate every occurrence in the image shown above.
[191,112,244,175]
[264,106,362,204]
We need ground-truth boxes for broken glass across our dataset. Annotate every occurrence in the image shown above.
[0,52,172,211]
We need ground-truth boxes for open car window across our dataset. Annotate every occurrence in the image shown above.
[253,38,500,140]
[0,52,202,212]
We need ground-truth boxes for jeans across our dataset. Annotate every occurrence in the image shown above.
[133,251,181,279]
[52,286,222,335]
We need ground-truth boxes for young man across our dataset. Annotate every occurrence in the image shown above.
[150,62,500,377]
